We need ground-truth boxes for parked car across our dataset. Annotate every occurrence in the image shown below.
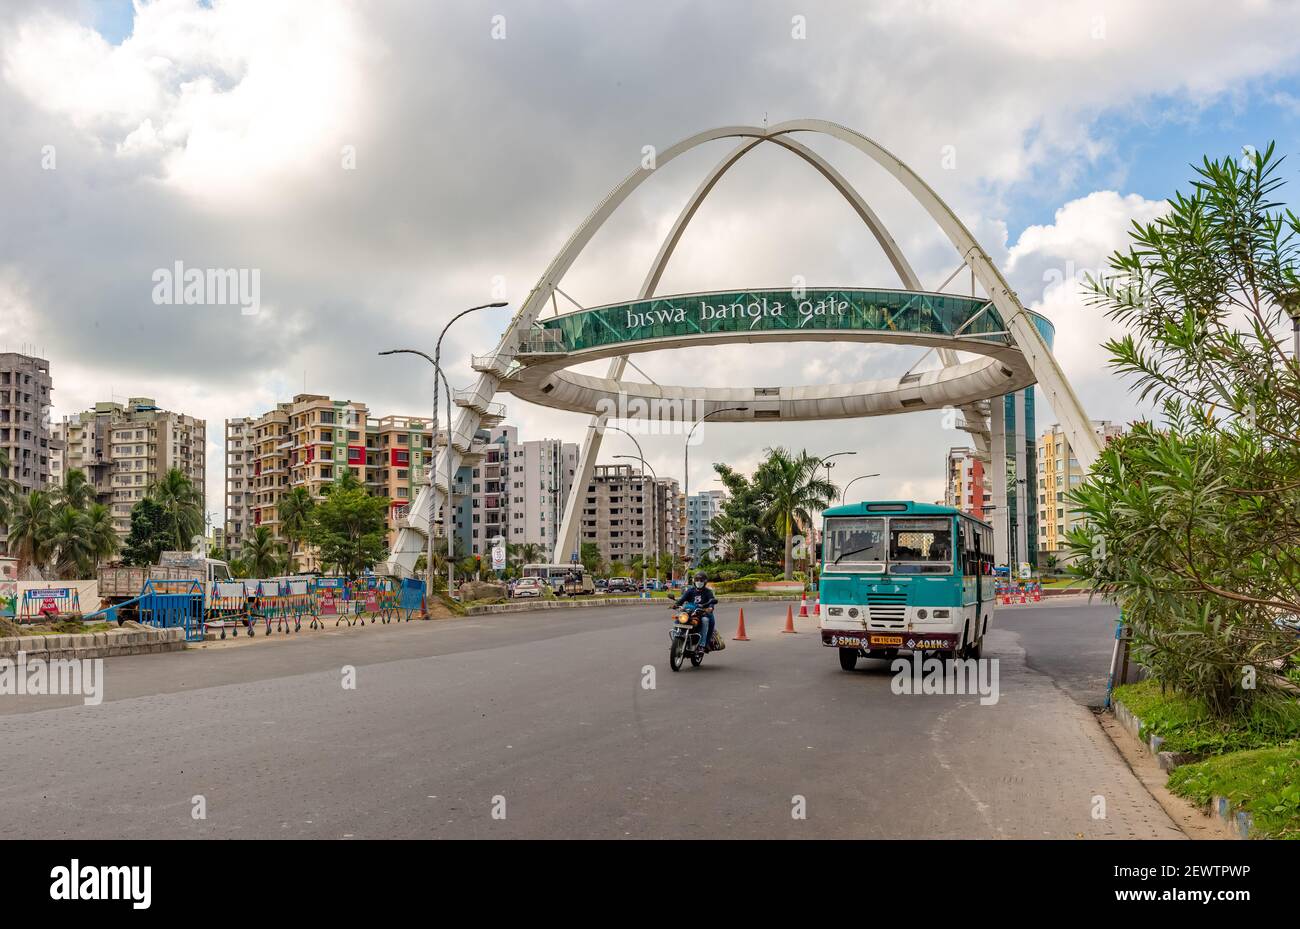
[594,578,608,592]
[606,577,635,594]
[512,577,544,599]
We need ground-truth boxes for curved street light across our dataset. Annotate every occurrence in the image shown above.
[683,406,749,566]
[841,472,881,503]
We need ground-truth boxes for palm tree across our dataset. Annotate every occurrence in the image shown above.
[8,491,53,576]
[328,469,364,495]
[55,468,94,511]
[517,542,543,566]
[240,526,282,578]
[47,506,92,579]
[83,503,119,571]
[755,447,838,580]
[277,487,316,572]
[148,468,204,551]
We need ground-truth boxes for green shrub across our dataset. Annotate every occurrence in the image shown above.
[713,578,757,594]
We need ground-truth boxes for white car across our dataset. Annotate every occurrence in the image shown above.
[512,577,544,599]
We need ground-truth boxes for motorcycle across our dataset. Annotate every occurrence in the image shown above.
[668,603,720,671]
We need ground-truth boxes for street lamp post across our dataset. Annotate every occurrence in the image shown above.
[840,472,881,503]
[381,302,508,602]
[683,406,749,567]
[819,450,857,491]
[615,453,660,594]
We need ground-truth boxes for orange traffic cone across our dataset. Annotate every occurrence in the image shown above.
[813,597,821,617]
[782,604,798,634]
[733,608,750,641]
[798,593,809,617]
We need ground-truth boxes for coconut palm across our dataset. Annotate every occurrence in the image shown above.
[240,526,282,579]
[83,502,119,571]
[327,468,365,495]
[517,542,544,566]
[47,506,92,578]
[8,490,53,575]
[148,468,204,551]
[54,468,95,511]
[277,486,316,572]
[754,447,838,580]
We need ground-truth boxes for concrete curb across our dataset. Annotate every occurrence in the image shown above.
[463,594,800,616]
[1111,698,1254,839]
[0,623,186,660]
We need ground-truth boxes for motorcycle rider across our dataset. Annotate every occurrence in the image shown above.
[673,572,718,653]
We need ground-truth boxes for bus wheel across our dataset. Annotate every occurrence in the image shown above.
[838,648,859,671]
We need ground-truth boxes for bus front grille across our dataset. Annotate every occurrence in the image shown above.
[866,592,907,627]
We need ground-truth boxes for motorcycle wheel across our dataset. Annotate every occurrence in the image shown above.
[690,651,704,668]
[669,636,686,672]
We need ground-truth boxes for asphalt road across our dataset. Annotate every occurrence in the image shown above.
[0,597,1181,839]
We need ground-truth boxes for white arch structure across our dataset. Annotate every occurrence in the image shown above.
[385,119,1100,576]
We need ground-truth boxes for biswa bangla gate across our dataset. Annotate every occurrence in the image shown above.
[385,119,1101,576]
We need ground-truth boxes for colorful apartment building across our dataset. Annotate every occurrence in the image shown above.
[944,446,989,521]
[1036,420,1125,561]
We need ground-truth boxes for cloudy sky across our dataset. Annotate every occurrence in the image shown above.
[3,0,1300,525]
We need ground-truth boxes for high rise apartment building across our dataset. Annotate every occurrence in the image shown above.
[54,397,206,537]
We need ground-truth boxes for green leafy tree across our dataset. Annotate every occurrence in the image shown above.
[120,498,175,566]
[307,478,389,578]
[148,468,203,551]
[1068,142,1300,718]
[711,462,783,564]
[580,542,604,576]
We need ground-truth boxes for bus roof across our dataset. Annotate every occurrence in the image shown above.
[823,500,991,527]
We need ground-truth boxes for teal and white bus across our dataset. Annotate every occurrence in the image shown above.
[819,501,995,670]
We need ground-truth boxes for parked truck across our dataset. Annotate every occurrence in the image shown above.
[97,552,232,607]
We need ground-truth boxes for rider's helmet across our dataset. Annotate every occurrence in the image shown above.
[694,573,708,585]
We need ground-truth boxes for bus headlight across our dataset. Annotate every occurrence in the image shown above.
[847,607,859,619]
[916,609,927,619]
[934,609,950,618]
[828,607,843,617]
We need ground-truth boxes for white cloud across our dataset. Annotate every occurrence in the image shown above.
[3,0,1298,519]
[1004,190,1170,423]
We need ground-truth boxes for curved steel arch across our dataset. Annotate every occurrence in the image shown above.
[386,121,1098,576]
[553,133,975,562]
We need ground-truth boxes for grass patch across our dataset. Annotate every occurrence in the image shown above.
[1041,577,1095,588]
[1167,742,1300,839]
[1113,678,1300,754]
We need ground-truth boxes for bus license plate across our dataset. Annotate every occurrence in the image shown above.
[868,634,904,646]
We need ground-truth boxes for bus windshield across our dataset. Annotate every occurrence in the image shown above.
[823,517,886,569]
[887,517,953,575]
